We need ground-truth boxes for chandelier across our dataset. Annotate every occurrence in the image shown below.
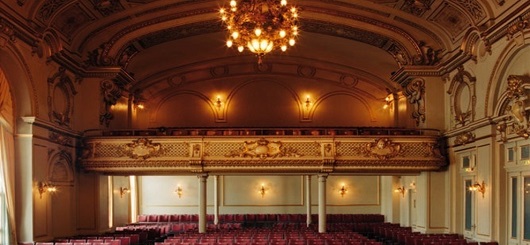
[219,0,299,64]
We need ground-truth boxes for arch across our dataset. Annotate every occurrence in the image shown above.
[486,32,530,118]
[48,150,74,184]
[0,39,37,133]
[309,91,377,123]
[149,90,219,126]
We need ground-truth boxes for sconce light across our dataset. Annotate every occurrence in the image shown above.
[383,94,393,109]
[339,184,348,198]
[175,185,183,198]
[37,181,57,199]
[215,96,222,108]
[305,96,312,108]
[259,184,267,198]
[119,187,130,198]
[469,181,486,198]
[409,181,416,192]
[135,102,145,110]
[395,186,406,197]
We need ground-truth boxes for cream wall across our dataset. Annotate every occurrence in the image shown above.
[139,175,381,216]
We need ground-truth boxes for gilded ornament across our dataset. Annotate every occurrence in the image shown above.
[362,138,403,160]
[225,138,302,159]
[120,138,163,160]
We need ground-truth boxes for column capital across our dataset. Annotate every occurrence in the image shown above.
[197,173,209,179]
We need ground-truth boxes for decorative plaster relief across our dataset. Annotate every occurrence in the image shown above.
[225,138,302,159]
[403,78,426,126]
[0,18,16,43]
[497,75,530,140]
[48,150,73,183]
[432,4,471,37]
[119,138,163,160]
[361,138,403,160]
[52,3,93,38]
[402,0,433,16]
[99,79,121,127]
[452,0,485,22]
[92,0,125,16]
[37,0,69,22]
[447,66,476,128]
[49,131,72,146]
[507,16,529,42]
[47,67,77,127]
[454,131,476,145]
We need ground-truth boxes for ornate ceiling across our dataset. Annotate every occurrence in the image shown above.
[0,0,525,128]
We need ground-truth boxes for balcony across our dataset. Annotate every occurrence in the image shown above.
[79,127,447,175]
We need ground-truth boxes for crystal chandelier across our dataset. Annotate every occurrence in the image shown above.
[219,0,299,64]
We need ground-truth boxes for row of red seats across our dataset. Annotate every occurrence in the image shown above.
[366,222,499,245]
[158,224,383,245]
[137,214,385,224]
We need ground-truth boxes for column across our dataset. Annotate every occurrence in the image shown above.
[214,175,219,225]
[198,174,208,233]
[16,117,35,242]
[306,175,312,227]
[318,174,328,233]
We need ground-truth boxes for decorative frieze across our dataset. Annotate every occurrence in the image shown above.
[119,138,163,160]
[225,138,302,159]
[79,134,446,175]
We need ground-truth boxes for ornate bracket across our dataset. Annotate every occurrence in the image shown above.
[100,79,122,127]
[403,78,426,126]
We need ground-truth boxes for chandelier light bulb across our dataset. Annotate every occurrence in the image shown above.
[220,0,300,64]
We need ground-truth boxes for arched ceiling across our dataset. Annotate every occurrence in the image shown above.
[2,0,516,109]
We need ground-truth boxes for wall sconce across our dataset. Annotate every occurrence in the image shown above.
[259,184,267,198]
[383,94,393,109]
[395,186,406,197]
[339,184,348,198]
[135,101,145,110]
[305,96,312,108]
[37,181,57,199]
[409,181,416,192]
[175,185,183,198]
[215,96,223,108]
[119,187,130,198]
[469,181,486,198]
